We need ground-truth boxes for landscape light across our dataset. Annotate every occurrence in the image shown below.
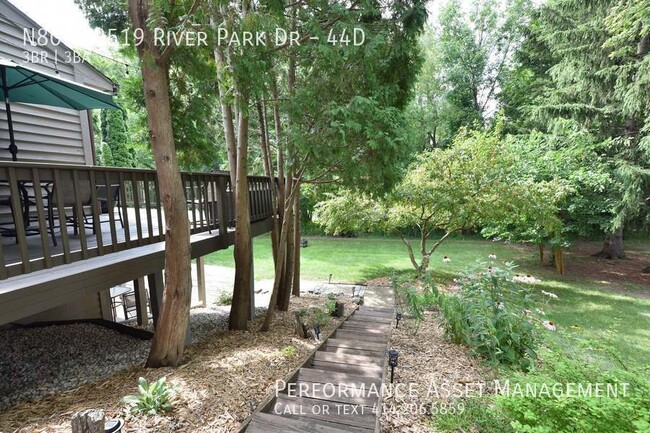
[395,311,402,328]
[387,349,399,383]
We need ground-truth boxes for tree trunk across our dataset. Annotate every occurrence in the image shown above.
[261,196,294,331]
[292,186,301,297]
[229,109,252,330]
[594,228,625,259]
[214,46,237,187]
[257,100,279,265]
[129,0,192,368]
[278,176,295,311]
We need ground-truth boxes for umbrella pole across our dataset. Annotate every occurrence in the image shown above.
[1,66,17,161]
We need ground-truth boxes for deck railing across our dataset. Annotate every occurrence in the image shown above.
[0,162,273,280]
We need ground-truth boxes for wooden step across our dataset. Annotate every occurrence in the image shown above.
[298,368,382,388]
[347,315,392,325]
[326,338,387,352]
[314,351,383,366]
[272,395,376,431]
[310,360,383,378]
[290,380,380,408]
[342,322,391,331]
[335,330,389,343]
[248,412,352,433]
[339,325,388,336]
[323,345,383,358]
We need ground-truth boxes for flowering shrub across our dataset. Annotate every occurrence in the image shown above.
[436,263,552,370]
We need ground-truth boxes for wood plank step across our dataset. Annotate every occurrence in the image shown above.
[248,412,351,433]
[273,395,376,430]
[335,330,389,343]
[310,360,383,378]
[326,338,387,352]
[324,346,383,358]
[362,306,394,313]
[314,351,383,366]
[338,326,387,336]
[342,322,391,331]
[347,316,392,325]
[291,380,379,408]
[353,311,393,319]
[298,368,382,388]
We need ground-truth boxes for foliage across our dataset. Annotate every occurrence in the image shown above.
[497,346,650,433]
[432,396,515,433]
[436,263,551,370]
[393,273,439,334]
[123,377,176,415]
[99,109,134,168]
[309,307,331,328]
[520,0,650,236]
[315,127,563,273]
[216,292,233,306]
[280,345,297,358]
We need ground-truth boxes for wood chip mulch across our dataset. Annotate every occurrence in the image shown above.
[380,311,491,433]
[0,295,356,433]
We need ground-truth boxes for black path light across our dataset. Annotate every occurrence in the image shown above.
[387,348,399,383]
[395,311,402,328]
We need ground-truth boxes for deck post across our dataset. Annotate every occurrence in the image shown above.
[133,277,149,326]
[98,289,113,321]
[147,271,164,328]
[197,256,206,307]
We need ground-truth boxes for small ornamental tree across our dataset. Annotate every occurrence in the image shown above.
[315,128,562,274]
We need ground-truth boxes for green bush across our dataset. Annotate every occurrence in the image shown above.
[497,347,650,433]
[393,273,439,334]
[216,291,233,305]
[437,263,548,370]
[123,377,176,415]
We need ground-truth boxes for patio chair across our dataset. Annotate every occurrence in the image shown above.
[86,183,124,229]
[46,178,92,243]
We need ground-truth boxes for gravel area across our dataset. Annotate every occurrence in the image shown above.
[0,306,259,410]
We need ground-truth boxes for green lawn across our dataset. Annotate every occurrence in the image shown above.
[206,235,650,368]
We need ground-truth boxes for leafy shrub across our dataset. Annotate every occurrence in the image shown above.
[497,347,650,433]
[281,345,297,357]
[123,377,176,415]
[310,307,330,327]
[393,273,439,334]
[437,263,549,370]
[216,291,233,305]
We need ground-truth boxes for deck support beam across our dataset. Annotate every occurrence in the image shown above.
[133,277,148,326]
[147,271,163,328]
[196,256,206,307]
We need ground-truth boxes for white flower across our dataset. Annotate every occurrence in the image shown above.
[541,290,559,299]
[488,253,497,260]
[543,320,556,331]
[496,301,505,310]
[442,256,451,263]
[536,308,545,315]
[523,309,532,316]
[487,266,494,273]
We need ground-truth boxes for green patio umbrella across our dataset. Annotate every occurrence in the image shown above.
[0,57,120,161]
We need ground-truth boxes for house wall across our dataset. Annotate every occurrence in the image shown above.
[0,1,114,165]
[0,0,117,324]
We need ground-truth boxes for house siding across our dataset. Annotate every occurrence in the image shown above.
[0,1,114,165]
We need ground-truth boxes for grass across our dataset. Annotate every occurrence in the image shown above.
[206,234,650,368]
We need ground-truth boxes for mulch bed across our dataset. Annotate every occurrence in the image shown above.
[380,312,491,433]
[0,295,355,433]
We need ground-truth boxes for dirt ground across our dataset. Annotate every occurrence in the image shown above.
[0,295,357,433]
[516,241,650,298]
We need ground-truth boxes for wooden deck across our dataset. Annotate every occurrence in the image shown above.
[243,306,395,433]
[0,162,275,326]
